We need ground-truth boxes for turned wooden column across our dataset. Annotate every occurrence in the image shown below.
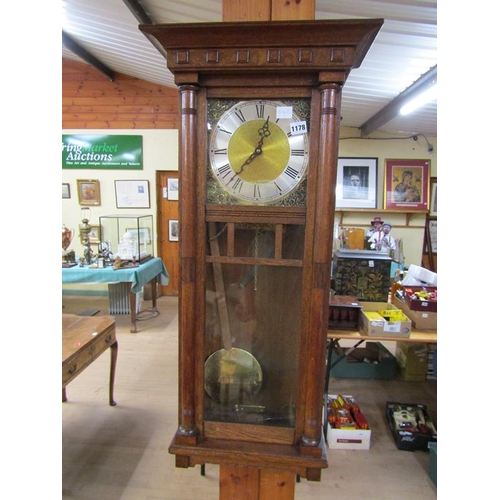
[177,84,199,443]
[300,83,342,450]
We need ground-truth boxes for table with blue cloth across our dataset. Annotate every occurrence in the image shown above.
[62,257,169,332]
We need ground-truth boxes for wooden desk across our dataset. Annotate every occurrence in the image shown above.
[62,314,118,406]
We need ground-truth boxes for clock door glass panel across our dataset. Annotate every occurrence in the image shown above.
[204,222,304,426]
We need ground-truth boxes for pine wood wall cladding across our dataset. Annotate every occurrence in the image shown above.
[62,59,180,130]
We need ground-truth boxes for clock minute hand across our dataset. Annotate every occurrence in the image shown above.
[232,117,272,178]
[257,116,271,142]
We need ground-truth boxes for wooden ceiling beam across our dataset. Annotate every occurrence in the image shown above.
[122,0,169,60]
[122,0,153,24]
[62,31,115,81]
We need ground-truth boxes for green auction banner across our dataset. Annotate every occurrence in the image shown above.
[62,134,143,169]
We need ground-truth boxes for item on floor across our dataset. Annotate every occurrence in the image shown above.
[427,442,437,485]
[386,401,437,451]
[326,395,371,449]
[395,342,429,381]
[427,345,437,379]
[328,294,362,330]
[329,341,398,380]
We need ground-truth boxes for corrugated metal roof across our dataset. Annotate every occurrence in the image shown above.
[62,0,437,137]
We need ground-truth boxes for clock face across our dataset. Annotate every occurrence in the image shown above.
[209,100,309,204]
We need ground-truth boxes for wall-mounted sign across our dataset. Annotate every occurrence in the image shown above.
[62,134,143,169]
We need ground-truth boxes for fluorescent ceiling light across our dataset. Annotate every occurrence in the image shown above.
[360,65,437,136]
[400,84,437,115]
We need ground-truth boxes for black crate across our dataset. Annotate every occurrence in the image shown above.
[386,401,437,451]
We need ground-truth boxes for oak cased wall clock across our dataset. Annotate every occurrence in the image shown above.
[140,19,383,482]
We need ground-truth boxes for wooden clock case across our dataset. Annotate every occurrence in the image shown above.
[140,19,383,481]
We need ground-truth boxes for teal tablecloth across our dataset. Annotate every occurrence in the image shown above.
[62,257,169,293]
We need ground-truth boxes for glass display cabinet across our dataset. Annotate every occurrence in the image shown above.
[99,214,154,263]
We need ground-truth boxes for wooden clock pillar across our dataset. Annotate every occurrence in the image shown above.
[140,17,382,500]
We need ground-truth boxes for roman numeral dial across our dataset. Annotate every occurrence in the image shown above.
[209,100,309,204]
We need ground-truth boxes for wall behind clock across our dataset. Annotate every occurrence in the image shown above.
[62,59,437,293]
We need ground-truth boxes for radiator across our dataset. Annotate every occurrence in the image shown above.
[108,282,141,315]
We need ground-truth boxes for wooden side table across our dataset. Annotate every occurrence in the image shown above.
[62,314,118,406]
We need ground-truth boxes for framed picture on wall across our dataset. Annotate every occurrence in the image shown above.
[167,178,179,200]
[77,179,101,206]
[383,159,430,211]
[335,157,377,209]
[429,219,437,253]
[429,177,437,216]
[169,220,179,241]
[80,224,101,244]
[115,180,150,208]
[62,183,71,199]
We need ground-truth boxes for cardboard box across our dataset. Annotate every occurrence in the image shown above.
[427,345,437,380]
[396,342,429,381]
[393,295,437,330]
[327,425,372,450]
[402,286,437,312]
[330,342,398,380]
[386,401,437,451]
[359,301,411,338]
[326,395,371,450]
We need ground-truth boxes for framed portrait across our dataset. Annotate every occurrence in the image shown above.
[167,178,179,200]
[169,220,179,242]
[80,224,101,244]
[335,157,377,209]
[429,177,437,216]
[62,183,71,199]
[115,180,150,208]
[77,179,101,206]
[384,159,430,211]
[429,220,437,253]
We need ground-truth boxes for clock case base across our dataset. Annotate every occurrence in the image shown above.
[169,435,328,482]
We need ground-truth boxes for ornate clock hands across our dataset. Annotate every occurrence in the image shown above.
[257,117,271,142]
[232,117,271,178]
